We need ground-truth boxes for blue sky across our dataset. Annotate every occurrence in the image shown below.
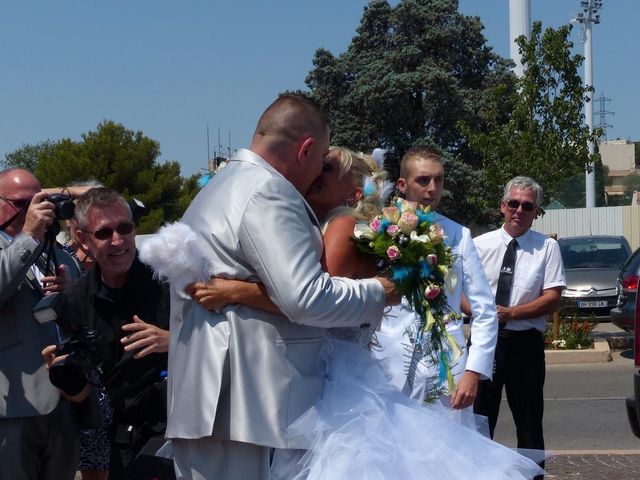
[1,0,636,177]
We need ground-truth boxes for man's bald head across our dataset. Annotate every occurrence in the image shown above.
[253,94,329,146]
[0,168,40,189]
[251,94,331,194]
[0,168,42,236]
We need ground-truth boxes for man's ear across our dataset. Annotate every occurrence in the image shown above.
[75,229,91,255]
[396,178,407,195]
[297,137,315,163]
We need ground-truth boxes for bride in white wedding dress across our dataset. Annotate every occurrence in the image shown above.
[167,147,545,479]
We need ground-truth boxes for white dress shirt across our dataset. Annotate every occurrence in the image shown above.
[473,226,566,332]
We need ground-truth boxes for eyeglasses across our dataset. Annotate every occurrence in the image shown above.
[0,195,32,211]
[505,199,536,212]
[85,222,135,240]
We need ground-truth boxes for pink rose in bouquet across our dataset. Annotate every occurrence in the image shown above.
[386,224,400,237]
[429,224,445,245]
[386,245,402,261]
[427,253,438,266]
[369,218,382,233]
[397,211,419,234]
[424,285,442,299]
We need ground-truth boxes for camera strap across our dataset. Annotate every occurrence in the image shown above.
[0,207,25,231]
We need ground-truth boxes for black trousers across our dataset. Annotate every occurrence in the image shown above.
[474,328,546,470]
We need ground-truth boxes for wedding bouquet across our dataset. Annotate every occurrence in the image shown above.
[353,197,462,400]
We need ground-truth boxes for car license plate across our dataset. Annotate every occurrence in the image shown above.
[578,300,607,308]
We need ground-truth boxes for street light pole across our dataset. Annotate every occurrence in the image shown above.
[574,0,602,208]
[509,0,531,78]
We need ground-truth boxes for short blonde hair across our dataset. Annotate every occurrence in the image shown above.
[399,147,443,179]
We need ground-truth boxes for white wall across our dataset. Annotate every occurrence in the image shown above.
[532,205,640,250]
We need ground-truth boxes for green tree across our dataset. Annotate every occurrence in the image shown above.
[621,173,640,197]
[3,121,196,233]
[305,0,516,224]
[463,21,601,205]
[2,140,59,172]
[553,156,607,208]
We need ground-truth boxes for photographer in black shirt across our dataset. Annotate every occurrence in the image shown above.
[42,187,169,479]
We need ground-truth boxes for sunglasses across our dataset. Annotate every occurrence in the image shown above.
[85,222,135,240]
[505,199,536,212]
[0,195,32,211]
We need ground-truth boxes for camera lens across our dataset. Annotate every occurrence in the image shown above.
[49,361,88,396]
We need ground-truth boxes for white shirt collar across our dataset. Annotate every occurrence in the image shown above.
[0,230,12,243]
[499,225,532,247]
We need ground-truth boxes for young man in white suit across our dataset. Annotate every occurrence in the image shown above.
[167,94,399,480]
[373,147,498,410]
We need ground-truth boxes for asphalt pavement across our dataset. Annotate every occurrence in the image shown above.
[546,452,640,479]
[495,322,640,478]
[71,323,637,479]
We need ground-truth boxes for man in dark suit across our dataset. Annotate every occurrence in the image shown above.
[0,168,81,479]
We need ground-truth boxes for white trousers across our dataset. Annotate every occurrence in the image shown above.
[171,437,306,480]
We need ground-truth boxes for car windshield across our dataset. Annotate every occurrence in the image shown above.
[559,238,630,269]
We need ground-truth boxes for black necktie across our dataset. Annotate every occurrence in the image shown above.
[495,238,518,309]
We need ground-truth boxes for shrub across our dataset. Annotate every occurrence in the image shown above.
[544,312,597,350]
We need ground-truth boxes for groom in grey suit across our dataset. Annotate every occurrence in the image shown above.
[0,168,80,479]
[167,94,399,479]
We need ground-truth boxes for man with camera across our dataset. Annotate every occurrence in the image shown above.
[42,187,170,478]
[0,168,82,479]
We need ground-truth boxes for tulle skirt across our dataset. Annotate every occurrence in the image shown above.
[288,338,544,480]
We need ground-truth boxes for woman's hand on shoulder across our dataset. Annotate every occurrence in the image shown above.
[186,277,241,311]
[186,277,281,314]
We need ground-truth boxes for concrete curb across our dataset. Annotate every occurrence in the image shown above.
[545,339,611,364]
[607,335,634,350]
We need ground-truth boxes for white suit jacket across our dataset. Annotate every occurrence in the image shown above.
[373,214,498,398]
[165,149,385,447]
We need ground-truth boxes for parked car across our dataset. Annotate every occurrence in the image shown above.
[558,235,631,320]
[611,247,640,332]
[624,282,640,439]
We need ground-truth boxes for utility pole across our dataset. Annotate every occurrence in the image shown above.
[573,0,603,208]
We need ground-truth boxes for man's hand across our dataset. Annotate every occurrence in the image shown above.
[121,315,169,358]
[42,264,73,294]
[22,191,55,243]
[41,344,91,402]
[496,305,513,324]
[375,276,401,306]
[450,370,480,409]
[186,277,240,311]
[42,344,65,370]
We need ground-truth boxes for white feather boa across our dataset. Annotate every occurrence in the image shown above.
[139,222,214,298]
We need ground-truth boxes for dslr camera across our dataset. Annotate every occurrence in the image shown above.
[46,193,75,220]
[49,327,106,396]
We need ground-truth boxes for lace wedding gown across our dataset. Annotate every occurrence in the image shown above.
[288,330,544,480]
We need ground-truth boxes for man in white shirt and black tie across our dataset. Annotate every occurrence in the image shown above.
[473,176,565,477]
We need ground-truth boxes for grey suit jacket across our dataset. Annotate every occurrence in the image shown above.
[0,233,79,418]
[166,149,385,447]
